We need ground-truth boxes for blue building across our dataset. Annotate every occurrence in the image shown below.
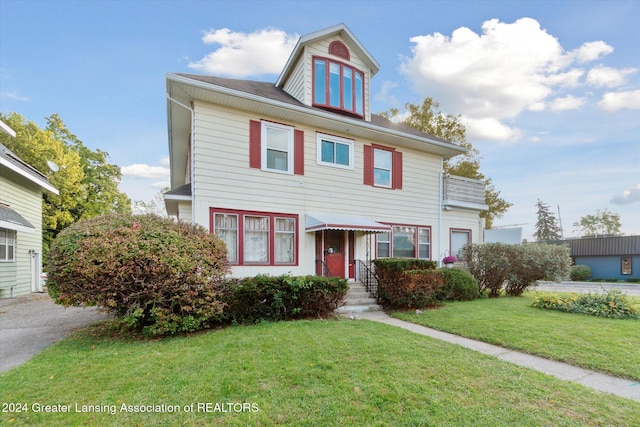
[556,236,640,281]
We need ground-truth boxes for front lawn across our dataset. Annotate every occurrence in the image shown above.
[393,294,640,381]
[1,319,639,426]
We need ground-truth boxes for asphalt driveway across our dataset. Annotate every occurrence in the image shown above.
[0,293,111,373]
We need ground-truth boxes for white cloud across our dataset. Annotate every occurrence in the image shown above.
[586,65,637,88]
[598,89,640,111]
[611,183,640,205]
[1,91,29,102]
[548,95,587,111]
[121,163,170,179]
[463,116,522,142]
[188,27,298,77]
[568,40,614,63]
[375,80,399,106]
[399,17,626,141]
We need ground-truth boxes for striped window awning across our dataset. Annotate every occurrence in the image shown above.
[305,213,390,233]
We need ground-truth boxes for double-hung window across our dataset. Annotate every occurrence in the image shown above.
[363,144,403,189]
[263,121,294,173]
[0,228,16,262]
[374,148,393,188]
[313,57,364,117]
[211,208,297,266]
[317,133,354,169]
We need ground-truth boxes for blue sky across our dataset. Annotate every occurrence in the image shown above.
[1,0,639,239]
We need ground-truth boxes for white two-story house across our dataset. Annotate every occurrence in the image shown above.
[164,24,487,281]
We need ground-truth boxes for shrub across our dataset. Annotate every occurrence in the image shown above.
[47,214,229,336]
[458,243,513,297]
[437,268,480,301]
[377,269,444,309]
[459,243,572,297]
[532,291,638,320]
[570,265,592,281]
[505,244,572,296]
[373,258,441,309]
[220,274,348,324]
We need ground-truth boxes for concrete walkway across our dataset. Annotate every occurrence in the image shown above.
[357,310,640,402]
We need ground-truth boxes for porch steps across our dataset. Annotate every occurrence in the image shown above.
[335,281,382,316]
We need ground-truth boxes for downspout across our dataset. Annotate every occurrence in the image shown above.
[166,94,195,225]
[438,158,443,268]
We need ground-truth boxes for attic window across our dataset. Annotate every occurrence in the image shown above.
[313,56,364,117]
[329,41,350,60]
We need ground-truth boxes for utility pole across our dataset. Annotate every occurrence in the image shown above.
[557,205,564,239]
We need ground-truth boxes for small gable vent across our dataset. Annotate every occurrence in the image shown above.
[329,41,350,61]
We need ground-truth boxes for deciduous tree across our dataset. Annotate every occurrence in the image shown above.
[380,98,511,227]
[573,209,621,237]
[0,112,131,253]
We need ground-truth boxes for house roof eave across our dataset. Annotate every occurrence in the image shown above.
[166,73,466,161]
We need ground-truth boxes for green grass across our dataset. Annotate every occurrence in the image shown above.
[393,294,640,380]
[1,319,639,426]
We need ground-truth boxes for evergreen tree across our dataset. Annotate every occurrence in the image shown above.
[534,199,561,242]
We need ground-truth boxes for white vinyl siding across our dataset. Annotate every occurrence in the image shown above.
[189,100,483,276]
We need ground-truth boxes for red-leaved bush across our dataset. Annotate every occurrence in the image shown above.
[47,214,229,336]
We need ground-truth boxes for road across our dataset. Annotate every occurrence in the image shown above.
[535,281,640,296]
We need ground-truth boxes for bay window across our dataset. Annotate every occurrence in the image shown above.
[313,57,364,117]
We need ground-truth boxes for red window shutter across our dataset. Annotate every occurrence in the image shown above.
[393,151,403,189]
[294,129,304,175]
[363,145,373,185]
[249,120,261,169]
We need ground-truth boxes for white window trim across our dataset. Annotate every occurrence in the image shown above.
[316,133,354,170]
[373,148,393,188]
[0,228,16,263]
[261,121,294,175]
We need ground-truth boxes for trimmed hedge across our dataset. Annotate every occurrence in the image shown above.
[374,258,440,308]
[220,274,348,324]
[46,214,229,337]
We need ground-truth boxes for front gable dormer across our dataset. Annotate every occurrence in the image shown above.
[276,24,380,122]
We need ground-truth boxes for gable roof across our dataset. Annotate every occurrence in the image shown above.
[0,143,59,194]
[276,23,380,88]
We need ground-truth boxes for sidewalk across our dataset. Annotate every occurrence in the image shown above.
[357,310,640,402]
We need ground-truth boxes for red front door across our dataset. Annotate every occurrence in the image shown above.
[324,230,345,278]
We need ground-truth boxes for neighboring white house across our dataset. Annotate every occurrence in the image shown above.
[0,121,59,298]
[164,24,487,280]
